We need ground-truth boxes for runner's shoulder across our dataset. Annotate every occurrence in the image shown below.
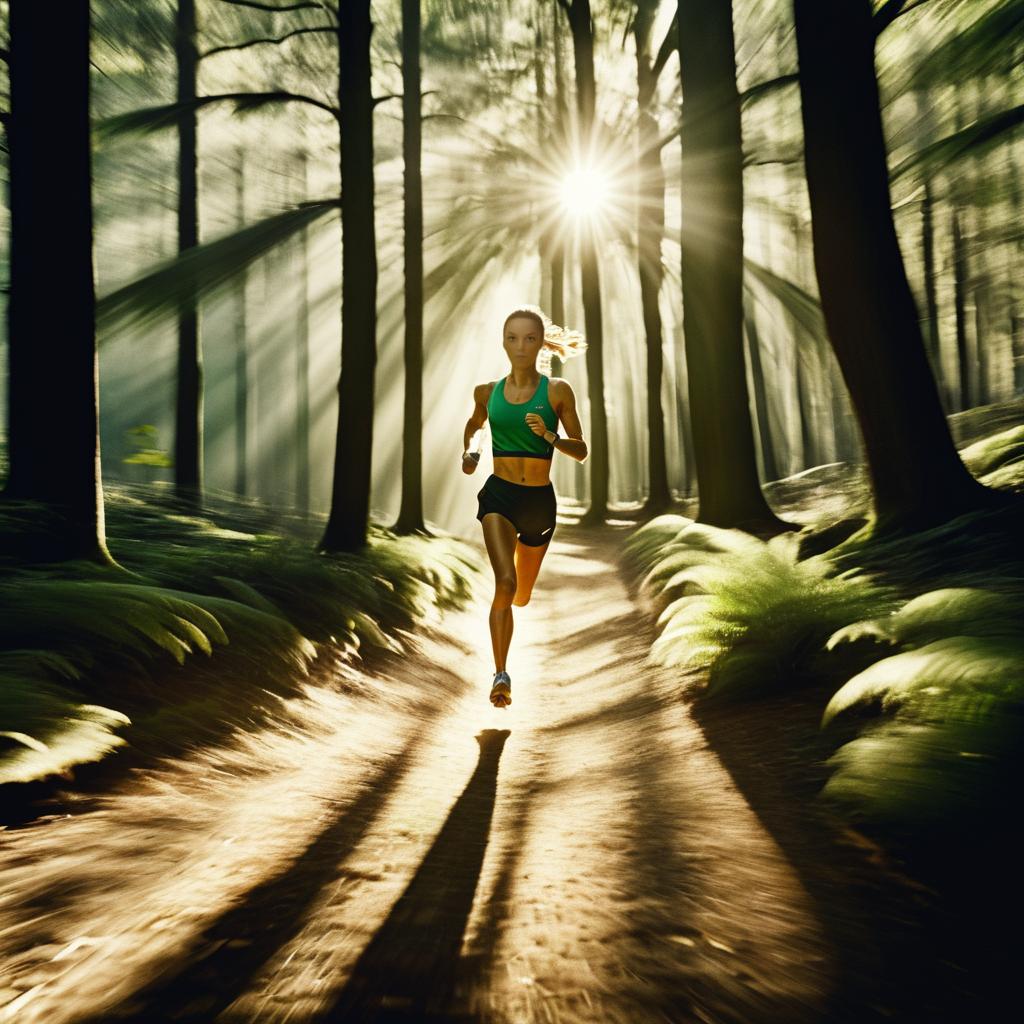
[473,380,497,405]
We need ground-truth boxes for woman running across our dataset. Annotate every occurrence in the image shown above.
[461,305,589,707]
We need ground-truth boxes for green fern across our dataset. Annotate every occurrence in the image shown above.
[820,586,1024,827]
[637,522,893,700]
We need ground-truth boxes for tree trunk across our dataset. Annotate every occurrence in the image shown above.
[174,0,203,504]
[920,179,945,410]
[952,206,970,411]
[635,1,672,516]
[677,0,783,532]
[320,0,378,552]
[550,0,567,333]
[566,0,609,526]
[295,148,311,518]
[793,0,1003,531]
[3,0,112,564]
[233,148,249,497]
[743,300,779,482]
[394,0,426,535]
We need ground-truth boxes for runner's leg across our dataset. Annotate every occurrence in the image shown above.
[512,539,551,606]
[481,512,518,671]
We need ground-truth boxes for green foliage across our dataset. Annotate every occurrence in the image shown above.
[820,588,1024,829]
[958,423,1024,478]
[621,513,694,580]
[905,0,1024,89]
[628,518,895,701]
[123,425,173,468]
[0,487,480,785]
[0,650,131,785]
[890,103,1024,185]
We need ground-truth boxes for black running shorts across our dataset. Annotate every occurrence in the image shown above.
[476,474,557,546]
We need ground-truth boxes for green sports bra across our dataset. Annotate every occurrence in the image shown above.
[487,374,559,460]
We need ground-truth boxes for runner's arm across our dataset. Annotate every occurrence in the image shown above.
[463,382,491,452]
[550,380,588,462]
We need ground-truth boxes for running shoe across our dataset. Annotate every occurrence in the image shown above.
[489,670,512,708]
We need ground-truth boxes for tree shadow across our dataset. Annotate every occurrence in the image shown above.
[322,728,511,1023]
[690,689,970,1022]
[86,735,421,1024]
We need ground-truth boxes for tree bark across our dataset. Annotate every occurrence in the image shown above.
[677,0,783,532]
[295,148,311,518]
[793,0,1003,531]
[565,0,608,526]
[635,0,672,516]
[920,179,945,410]
[3,0,112,564]
[394,0,426,535]
[743,300,779,482]
[174,0,203,503]
[320,0,378,552]
[231,148,250,498]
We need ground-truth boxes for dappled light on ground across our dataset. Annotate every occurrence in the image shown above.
[0,527,940,1022]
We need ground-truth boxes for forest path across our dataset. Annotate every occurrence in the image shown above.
[0,524,939,1024]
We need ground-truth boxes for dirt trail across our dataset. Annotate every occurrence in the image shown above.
[0,524,952,1023]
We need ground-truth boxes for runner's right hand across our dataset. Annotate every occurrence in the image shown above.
[462,451,480,474]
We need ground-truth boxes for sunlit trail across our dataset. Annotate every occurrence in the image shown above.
[0,533,839,1023]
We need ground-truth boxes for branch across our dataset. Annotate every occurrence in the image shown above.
[739,73,799,106]
[651,12,678,82]
[889,102,1024,183]
[215,0,328,11]
[95,91,340,141]
[98,200,341,334]
[373,93,401,108]
[656,120,682,152]
[874,0,930,36]
[201,25,336,59]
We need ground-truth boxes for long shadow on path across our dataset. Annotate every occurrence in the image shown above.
[89,736,422,1024]
[691,681,967,1021]
[322,728,511,1023]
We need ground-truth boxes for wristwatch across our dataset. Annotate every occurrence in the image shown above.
[544,430,559,444]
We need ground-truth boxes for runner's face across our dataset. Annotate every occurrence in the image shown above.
[503,317,543,368]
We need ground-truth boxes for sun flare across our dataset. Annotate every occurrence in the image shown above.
[559,165,611,217]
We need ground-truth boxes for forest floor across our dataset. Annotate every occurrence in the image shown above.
[0,523,1001,1024]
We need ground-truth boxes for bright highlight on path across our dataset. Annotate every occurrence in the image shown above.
[0,529,850,1024]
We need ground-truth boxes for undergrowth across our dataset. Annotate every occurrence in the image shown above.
[0,484,480,786]
[626,421,1024,835]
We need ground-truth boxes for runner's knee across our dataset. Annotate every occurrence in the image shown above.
[494,571,517,605]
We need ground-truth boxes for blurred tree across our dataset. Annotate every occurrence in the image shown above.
[557,0,609,526]
[632,0,675,515]
[393,0,427,535]
[94,0,381,550]
[293,146,311,519]
[232,146,250,498]
[175,0,203,504]
[2,0,114,564]
[677,0,786,533]
[321,0,378,551]
[793,0,1013,532]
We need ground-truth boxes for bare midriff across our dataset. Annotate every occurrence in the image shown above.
[492,455,552,487]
